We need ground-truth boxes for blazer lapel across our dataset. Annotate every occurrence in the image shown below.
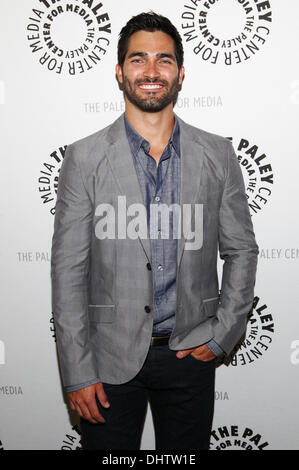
[104,114,152,262]
[176,115,205,269]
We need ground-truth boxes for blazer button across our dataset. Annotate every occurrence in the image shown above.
[146,263,151,271]
[144,305,151,313]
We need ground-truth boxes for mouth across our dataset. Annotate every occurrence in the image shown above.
[138,83,164,91]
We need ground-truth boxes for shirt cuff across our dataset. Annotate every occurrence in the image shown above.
[206,339,224,357]
[65,377,101,393]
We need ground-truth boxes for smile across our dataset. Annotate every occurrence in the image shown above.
[138,84,163,90]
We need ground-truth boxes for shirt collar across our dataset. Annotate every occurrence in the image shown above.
[124,113,180,158]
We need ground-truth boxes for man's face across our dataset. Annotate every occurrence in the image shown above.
[116,30,184,112]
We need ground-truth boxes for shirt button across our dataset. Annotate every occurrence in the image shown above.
[157,264,163,271]
[144,305,151,313]
[146,262,151,271]
[155,196,160,202]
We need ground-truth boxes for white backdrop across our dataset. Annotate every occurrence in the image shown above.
[1,0,299,451]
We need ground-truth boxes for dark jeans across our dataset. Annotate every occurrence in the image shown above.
[80,344,216,450]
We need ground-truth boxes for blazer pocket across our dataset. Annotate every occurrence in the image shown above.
[202,297,219,318]
[88,305,116,323]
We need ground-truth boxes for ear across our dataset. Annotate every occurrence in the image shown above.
[178,65,185,86]
[115,64,123,84]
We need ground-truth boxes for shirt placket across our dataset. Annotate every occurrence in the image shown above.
[150,147,172,315]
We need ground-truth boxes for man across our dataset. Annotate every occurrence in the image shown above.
[51,12,258,450]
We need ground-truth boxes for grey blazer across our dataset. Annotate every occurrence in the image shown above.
[51,113,258,388]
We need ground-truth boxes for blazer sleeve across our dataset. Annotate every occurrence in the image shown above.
[211,141,259,354]
[51,144,98,388]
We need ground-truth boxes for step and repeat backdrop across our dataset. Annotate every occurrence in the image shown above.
[0,0,298,450]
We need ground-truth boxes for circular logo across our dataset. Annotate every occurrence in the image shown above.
[230,136,274,216]
[61,425,82,450]
[50,312,56,342]
[210,424,269,449]
[38,145,66,215]
[228,295,275,366]
[27,0,112,75]
[215,390,229,401]
[181,0,272,65]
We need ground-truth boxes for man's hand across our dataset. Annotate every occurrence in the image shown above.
[176,344,216,361]
[68,382,110,424]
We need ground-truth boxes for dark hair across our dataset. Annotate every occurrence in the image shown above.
[117,11,184,69]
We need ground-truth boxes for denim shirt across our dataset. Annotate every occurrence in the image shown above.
[125,115,180,336]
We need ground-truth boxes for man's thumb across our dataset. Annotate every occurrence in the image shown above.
[176,349,192,359]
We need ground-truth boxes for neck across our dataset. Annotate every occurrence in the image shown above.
[125,101,175,147]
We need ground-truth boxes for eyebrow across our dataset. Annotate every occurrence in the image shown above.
[127,51,176,61]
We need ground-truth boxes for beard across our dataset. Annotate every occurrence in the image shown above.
[122,74,180,113]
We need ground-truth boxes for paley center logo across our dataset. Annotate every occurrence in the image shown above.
[227,295,275,366]
[61,424,82,450]
[230,136,274,216]
[181,0,272,65]
[38,145,66,215]
[94,196,203,250]
[210,424,269,450]
[26,0,111,75]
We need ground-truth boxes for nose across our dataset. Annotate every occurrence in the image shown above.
[143,60,160,80]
